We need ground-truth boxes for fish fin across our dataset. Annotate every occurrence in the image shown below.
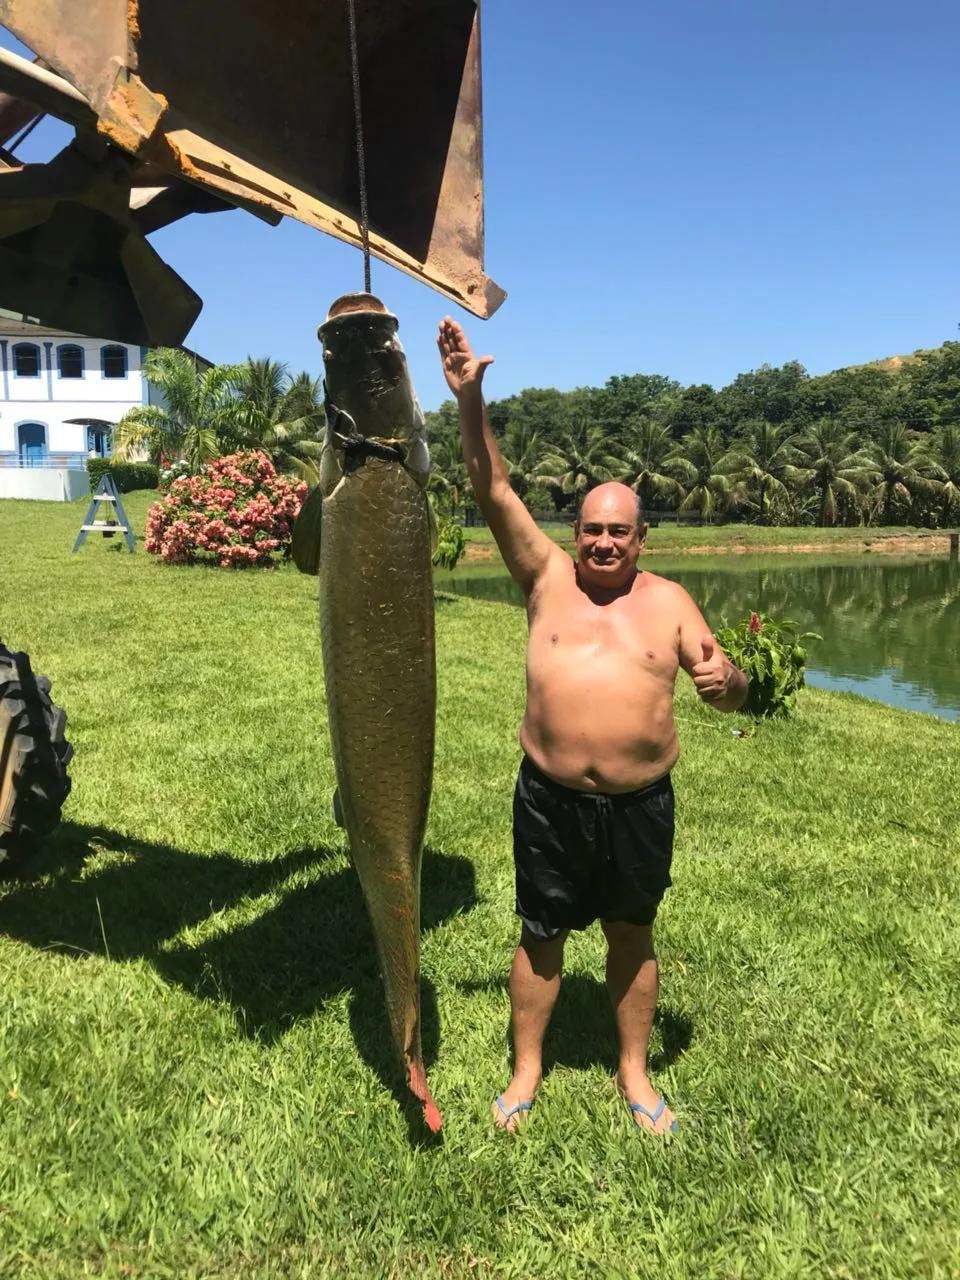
[291,485,323,575]
[405,432,430,487]
[332,787,345,829]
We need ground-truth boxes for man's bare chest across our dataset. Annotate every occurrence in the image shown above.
[528,584,679,678]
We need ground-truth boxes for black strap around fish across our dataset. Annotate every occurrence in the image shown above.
[342,436,405,464]
[326,394,405,463]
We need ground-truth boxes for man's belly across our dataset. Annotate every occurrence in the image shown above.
[520,678,679,793]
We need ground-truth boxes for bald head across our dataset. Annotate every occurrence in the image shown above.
[575,483,644,531]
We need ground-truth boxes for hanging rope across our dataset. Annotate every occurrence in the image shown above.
[346,0,372,293]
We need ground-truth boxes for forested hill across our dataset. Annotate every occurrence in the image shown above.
[423,341,960,526]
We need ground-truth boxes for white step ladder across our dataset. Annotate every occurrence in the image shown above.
[72,472,135,554]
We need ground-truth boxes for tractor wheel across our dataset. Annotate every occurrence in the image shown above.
[0,642,73,875]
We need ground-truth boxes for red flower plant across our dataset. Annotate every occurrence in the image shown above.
[748,611,762,633]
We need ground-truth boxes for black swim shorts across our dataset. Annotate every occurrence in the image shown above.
[513,755,675,941]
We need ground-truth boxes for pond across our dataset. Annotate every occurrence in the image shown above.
[434,554,960,723]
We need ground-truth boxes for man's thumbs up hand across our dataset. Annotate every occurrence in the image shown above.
[693,633,728,704]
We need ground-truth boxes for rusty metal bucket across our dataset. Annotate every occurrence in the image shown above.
[0,0,503,343]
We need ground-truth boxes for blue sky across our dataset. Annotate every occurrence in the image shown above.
[4,0,960,409]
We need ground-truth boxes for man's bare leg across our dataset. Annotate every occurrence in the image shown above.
[493,925,568,1130]
[602,920,676,1134]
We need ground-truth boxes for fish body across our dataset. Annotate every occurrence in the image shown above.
[297,293,440,1131]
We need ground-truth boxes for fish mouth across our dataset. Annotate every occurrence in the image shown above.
[325,292,391,320]
[319,292,398,343]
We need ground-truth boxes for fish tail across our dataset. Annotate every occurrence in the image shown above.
[358,860,441,1130]
[407,1055,442,1132]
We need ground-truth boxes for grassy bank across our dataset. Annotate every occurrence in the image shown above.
[462,520,952,562]
[0,493,958,1278]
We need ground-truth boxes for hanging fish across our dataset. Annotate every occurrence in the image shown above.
[293,293,440,1132]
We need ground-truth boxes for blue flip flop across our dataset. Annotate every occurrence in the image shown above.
[628,1095,679,1134]
[494,1094,533,1129]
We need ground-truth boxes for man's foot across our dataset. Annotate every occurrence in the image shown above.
[616,1071,677,1135]
[491,1073,541,1132]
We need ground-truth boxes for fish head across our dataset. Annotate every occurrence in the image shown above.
[318,294,425,465]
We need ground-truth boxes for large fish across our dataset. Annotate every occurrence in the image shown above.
[292,293,440,1132]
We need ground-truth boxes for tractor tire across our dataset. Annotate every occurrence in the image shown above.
[0,641,73,875]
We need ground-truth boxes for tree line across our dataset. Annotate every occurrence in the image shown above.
[114,341,960,528]
[425,342,960,526]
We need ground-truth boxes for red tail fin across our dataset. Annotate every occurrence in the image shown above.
[408,1060,443,1133]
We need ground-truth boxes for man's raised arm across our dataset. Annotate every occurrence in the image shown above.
[437,317,558,595]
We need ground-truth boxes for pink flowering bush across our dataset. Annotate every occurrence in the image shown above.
[145,450,307,567]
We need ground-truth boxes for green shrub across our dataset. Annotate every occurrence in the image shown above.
[116,462,160,492]
[86,458,110,490]
[86,459,160,493]
[432,514,466,570]
[715,612,821,718]
[523,486,559,516]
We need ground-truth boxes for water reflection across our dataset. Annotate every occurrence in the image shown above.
[434,571,524,606]
[434,557,960,721]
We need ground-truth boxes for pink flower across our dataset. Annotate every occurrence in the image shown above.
[748,612,762,633]
[144,448,301,568]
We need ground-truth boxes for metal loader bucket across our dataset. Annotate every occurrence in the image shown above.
[0,0,503,343]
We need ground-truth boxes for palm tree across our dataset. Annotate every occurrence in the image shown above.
[868,422,940,524]
[723,420,807,524]
[665,426,743,520]
[427,428,469,515]
[535,418,625,507]
[500,420,545,502]
[932,425,960,521]
[230,358,324,482]
[621,417,685,513]
[793,419,876,526]
[112,348,245,471]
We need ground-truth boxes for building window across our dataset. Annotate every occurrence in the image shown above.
[101,345,128,379]
[58,344,84,378]
[13,343,40,377]
[17,422,46,466]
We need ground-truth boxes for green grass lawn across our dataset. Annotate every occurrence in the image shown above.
[463,520,949,558]
[0,493,958,1278]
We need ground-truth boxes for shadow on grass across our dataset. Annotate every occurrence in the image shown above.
[0,822,477,1144]
[457,974,693,1076]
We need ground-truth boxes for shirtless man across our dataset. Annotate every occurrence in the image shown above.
[437,317,748,1135]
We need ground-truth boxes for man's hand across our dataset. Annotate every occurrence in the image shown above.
[692,635,747,710]
[437,316,494,400]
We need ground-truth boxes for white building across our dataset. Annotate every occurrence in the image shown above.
[0,313,153,500]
